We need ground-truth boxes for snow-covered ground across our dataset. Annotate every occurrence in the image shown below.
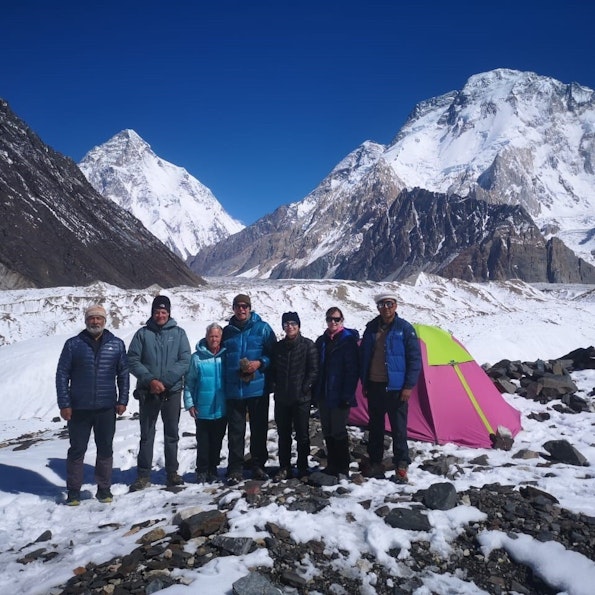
[0,275,594,594]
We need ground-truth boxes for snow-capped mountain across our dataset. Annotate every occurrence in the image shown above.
[190,69,595,282]
[0,100,202,290]
[79,130,244,260]
[385,68,595,262]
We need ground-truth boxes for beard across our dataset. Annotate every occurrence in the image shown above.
[86,323,105,337]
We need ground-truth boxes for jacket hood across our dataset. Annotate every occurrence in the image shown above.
[195,337,226,358]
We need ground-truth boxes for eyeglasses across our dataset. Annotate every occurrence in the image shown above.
[234,303,250,310]
[283,321,299,327]
[326,316,342,323]
[377,301,396,308]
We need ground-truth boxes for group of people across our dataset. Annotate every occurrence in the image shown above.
[56,291,421,505]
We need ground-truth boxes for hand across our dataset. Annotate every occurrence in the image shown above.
[245,360,261,374]
[188,406,197,419]
[60,407,72,421]
[149,379,166,394]
[400,388,412,402]
[116,404,126,416]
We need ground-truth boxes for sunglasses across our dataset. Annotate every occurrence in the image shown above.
[283,321,299,327]
[377,301,396,308]
[326,316,342,323]
[234,303,250,310]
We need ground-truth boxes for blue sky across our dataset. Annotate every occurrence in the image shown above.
[2,1,594,225]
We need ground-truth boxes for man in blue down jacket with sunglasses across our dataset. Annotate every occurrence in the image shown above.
[360,293,421,483]
[222,293,276,485]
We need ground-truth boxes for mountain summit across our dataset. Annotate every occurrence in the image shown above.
[79,130,244,260]
[190,69,595,283]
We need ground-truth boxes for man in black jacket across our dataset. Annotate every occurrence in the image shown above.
[56,305,129,506]
[270,312,318,481]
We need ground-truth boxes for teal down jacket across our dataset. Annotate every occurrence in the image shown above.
[184,339,226,419]
[127,317,191,393]
[222,312,277,399]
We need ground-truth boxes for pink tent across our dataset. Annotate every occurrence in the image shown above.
[348,324,522,448]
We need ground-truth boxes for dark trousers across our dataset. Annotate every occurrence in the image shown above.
[67,407,115,491]
[137,391,181,477]
[366,381,410,466]
[274,400,311,471]
[319,402,350,441]
[195,417,227,473]
[226,394,269,473]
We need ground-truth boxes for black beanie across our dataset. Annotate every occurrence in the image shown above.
[151,295,171,314]
[281,311,301,327]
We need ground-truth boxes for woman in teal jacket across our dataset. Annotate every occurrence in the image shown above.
[184,323,227,483]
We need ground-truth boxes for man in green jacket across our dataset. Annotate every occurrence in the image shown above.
[128,295,191,490]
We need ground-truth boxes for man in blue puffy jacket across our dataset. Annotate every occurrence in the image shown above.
[360,293,421,483]
[222,293,276,484]
[56,305,129,506]
[128,295,191,491]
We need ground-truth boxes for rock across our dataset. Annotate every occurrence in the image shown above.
[542,440,589,466]
[421,482,458,510]
[178,510,227,540]
[232,571,282,594]
[211,536,255,556]
[385,508,432,531]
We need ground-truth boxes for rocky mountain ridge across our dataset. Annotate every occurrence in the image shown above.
[0,100,203,290]
[190,69,595,283]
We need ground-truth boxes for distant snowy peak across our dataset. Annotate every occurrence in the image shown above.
[385,69,595,262]
[79,130,244,259]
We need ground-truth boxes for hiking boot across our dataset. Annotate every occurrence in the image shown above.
[166,472,185,487]
[297,468,310,482]
[392,466,409,484]
[363,462,385,479]
[129,476,151,492]
[207,468,219,483]
[66,490,81,506]
[96,488,113,503]
[273,467,292,482]
[251,466,269,481]
[195,472,208,484]
[226,470,244,486]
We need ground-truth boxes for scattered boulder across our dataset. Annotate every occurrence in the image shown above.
[384,507,432,531]
[542,440,589,466]
[233,571,282,594]
[178,509,227,540]
[420,482,458,510]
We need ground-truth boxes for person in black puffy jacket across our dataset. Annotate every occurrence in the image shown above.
[56,305,129,506]
[270,312,318,481]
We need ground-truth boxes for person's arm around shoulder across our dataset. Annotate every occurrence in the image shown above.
[401,322,422,401]
[115,338,129,415]
[161,327,192,390]
[184,353,199,418]
[127,328,154,386]
[259,321,277,371]
[303,338,319,395]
